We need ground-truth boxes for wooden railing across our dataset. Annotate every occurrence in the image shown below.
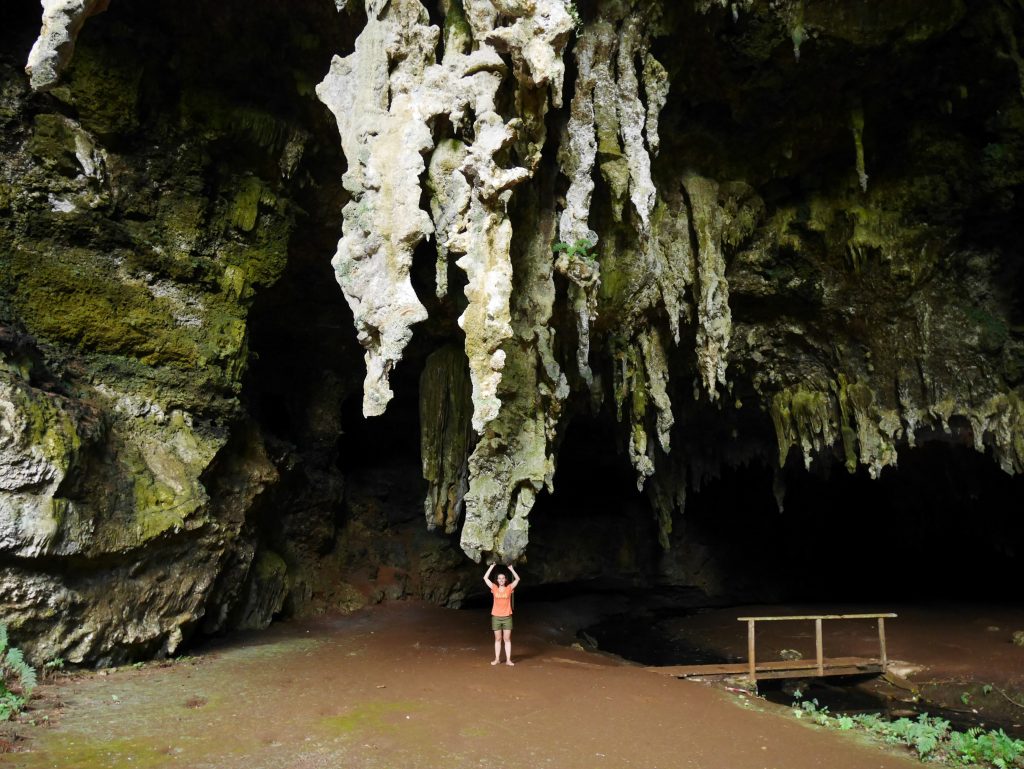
[736,613,897,683]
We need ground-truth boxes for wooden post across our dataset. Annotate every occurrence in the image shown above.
[815,618,824,676]
[878,617,888,672]
[748,620,757,684]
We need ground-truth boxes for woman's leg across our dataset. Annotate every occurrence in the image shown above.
[502,628,513,666]
[492,630,502,664]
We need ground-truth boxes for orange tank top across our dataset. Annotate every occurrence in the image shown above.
[490,584,513,617]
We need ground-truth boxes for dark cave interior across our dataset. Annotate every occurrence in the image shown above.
[220,0,1024,615]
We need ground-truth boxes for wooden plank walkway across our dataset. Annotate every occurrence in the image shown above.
[648,656,884,680]
[646,612,896,686]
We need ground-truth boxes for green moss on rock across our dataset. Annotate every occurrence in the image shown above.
[59,44,142,138]
[10,247,203,368]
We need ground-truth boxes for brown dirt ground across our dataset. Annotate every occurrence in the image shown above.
[0,600,935,769]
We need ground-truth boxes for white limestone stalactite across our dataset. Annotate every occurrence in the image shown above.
[557,27,602,384]
[563,4,665,229]
[445,60,526,431]
[557,2,668,383]
[552,236,600,386]
[455,0,573,561]
[427,140,470,299]
[460,196,567,563]
[611,326,674,492]
[983,392,1024,475]
[318,0,570,431]
[316,0,437,418]
[614,13,658,232]
[26,0,110,91]
[451,189,517,431]
[320,0,572,560]
[639,326,674,455]
[642,53,670,157]
[452,0,572,433]
[683,174,733,399]
[557,27,599,246]
[770,384,837,471]
[649,187,696,344]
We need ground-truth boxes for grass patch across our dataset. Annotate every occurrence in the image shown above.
[320,701,421,737]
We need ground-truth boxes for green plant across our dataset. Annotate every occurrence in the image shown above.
[852,713,950,758]
[788,694,1023,768]
[949,728,1024,769]
[41,655,65,683]
[791,698,832,727]
[553,237,597,264]
[962,692,973,706]
[0,625,37,721]
[836,715,855,731]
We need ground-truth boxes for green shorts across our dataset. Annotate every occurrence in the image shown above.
[491,615,513,631]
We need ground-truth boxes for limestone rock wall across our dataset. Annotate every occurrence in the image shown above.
[1,0,341,663]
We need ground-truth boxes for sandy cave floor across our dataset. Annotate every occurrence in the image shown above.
[2,599,1023,769]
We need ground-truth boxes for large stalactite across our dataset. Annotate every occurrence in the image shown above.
[317,0,576,561]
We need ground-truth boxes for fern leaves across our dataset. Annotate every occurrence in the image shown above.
[0,624,37,721]
[4,647,37,694]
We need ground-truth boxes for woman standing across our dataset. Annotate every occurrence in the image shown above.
[483,562,520,666]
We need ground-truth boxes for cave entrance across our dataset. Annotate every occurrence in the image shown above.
[518,412,1024,736]
[522,413,1024,605]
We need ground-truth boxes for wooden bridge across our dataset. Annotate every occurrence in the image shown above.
[650,612,896,686]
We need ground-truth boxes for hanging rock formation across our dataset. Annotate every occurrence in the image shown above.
[25,0,109,91]
[317,0,572,430]
[319,0,575,560]
[312,0,1024,559]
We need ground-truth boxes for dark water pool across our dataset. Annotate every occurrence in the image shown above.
[583,610,734,666]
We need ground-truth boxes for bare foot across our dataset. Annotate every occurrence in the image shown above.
[491,660,500,666]
[505,661,515,667]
